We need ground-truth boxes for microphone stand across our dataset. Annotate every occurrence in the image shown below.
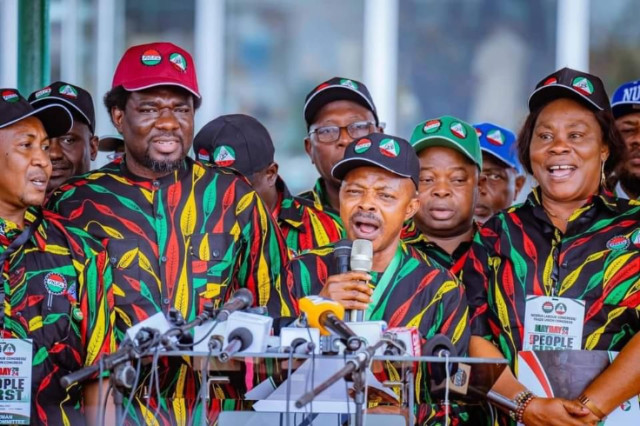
[295,338,400,426]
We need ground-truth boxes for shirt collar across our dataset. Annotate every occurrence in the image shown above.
[118,155,192,189]
[526,185,620,214]
[615,181,633,200]
[274,177,306,228]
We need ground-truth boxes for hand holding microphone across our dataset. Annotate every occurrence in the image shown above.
[319,271,372,310]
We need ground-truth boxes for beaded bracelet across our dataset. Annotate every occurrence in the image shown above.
[509,390,535,422]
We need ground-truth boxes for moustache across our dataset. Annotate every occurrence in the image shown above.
[350,211,382,226]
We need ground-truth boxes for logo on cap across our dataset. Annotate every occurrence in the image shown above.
[44,272,67,296]
[450,122,467,139]
[169,53,187,72]
[606,235,629,250]
[423,120,441,134]
[475,128,482,137]
[197,148,210,162]
[486,129,505,146]
[2,90,19,103]
[543,77,558,86]
[339,79,358,90]
[354,138,372,154]
[58,84,78,99]
[213,145,236,167]
[379,138,400,158]
[35,87,52,99]
[572,77,594,96]
[141,49,162,66]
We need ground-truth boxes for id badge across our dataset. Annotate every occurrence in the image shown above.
[523,296,585,351]
[0,339,32,425]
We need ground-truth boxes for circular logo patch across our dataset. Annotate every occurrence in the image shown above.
[58,84,78,99]
[72,307,84,321]
[450,122,467,139]
[379,138,400,158]
[354,138,372,154]
[543,77,557,86]
[213,145,236,167]
[2,90,19,103]
[486,129,505,146]
[572,77,594,96]
[197,148,210,162]
[169,53,187,72]
[423,119,441,134]
[44,272,67,295]
[555,302,567,315]
[34,87,52,99]
[621,401,632,412]
[2,344,15,356]
[607,235,629,250]
[339,79,358,90]
[542,301,554,313]
[141,49,162,66]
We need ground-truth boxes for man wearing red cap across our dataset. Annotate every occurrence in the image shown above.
[48,42,294,424]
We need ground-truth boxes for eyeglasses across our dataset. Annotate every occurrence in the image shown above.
[308,121,376,144]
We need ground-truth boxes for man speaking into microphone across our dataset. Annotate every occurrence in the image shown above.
[288,133,470,423]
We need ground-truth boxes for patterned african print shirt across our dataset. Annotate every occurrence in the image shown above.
[274,177,344,255]
[288,240,473,424]
[401,220,474,274]
[297,177,343,225]
[463,187,640,370]
[0,208,111,425]
[48,157,293,425]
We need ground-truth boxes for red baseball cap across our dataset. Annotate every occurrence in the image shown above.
[112,42,200,98]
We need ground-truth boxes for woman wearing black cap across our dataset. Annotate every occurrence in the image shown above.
[462,68,640,425]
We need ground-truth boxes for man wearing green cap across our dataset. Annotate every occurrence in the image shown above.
[402,116,481,274]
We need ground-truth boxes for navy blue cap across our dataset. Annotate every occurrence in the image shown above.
[473,122,521,173]
[611,80,640,119]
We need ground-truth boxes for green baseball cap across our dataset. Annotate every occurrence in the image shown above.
[409,115,482,169]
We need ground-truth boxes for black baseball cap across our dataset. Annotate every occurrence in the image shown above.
[193,114,275,176]
[303,77,379,129]
[0,88,72,137]
[528,67,610,112]
[332,132,419,188]
[28,81,96,133]
[98,135,124,152]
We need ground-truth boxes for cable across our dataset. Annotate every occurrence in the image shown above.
[97,358,105,426]
[151,347,163,419]
[343,352,350,423]
[176,317,222,348]
[193,343,214,426]
[285,347,294,426]
[305,326,315,425]
[444,353,451,426]
[118,357,142,426]
[101,383,113,425]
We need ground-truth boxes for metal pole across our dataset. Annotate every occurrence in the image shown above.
[17,0,50,94]
[556,0,590,71]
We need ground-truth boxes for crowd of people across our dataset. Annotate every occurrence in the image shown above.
[0,40,638,425]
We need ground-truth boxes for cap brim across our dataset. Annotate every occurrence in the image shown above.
[611,102,640,119]
[412,136,481,168]
[121,78,201,98]
[331,157,416,186]
[528,85,603,112]
[98,136,124,152]
[480,148,519,171]
[0,104,73,138]
[30,96,93,132]
[304,86,377,126]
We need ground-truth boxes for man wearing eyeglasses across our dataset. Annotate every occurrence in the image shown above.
[299,77,384,225]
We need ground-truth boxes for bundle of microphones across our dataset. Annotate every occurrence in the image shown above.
[60,238,461,399]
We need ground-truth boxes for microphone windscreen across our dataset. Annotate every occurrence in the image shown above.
[298,296,345,335]
[233,288,254,305]
[228,327,253,350]
[350,239,373,272]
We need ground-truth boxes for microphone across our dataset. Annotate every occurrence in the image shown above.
[218,327,253,362]
[423,334,459,385]
[349,239,373,322]
[216,288,254,321]
[298,296,361,351]
[334,239,352,274]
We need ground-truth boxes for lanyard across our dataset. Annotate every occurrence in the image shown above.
[366,245,403,321]
[0,214,42,329]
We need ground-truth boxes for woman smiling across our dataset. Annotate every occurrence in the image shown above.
[462,67,640,425]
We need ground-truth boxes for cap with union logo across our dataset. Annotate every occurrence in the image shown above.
[611,80,640,119]
[112,42,200,98]
[528,67,610,112]
[28,81,96,133]
[473,122,521,172]
[410,115,482,170]
[332,132,419,188]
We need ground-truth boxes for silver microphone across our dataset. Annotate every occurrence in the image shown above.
[348,239,373,322]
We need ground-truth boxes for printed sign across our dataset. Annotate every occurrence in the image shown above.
[0,339,32,424]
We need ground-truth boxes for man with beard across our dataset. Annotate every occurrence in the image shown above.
[473,122,526,223]
[610,80,640,200]
[193,113,344,254]
[288,133,469,424]
[0,89,111,424]
[299,77,384,224]
[401,116,481,273]
[28,81,98,196]
[48,42,293,424]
